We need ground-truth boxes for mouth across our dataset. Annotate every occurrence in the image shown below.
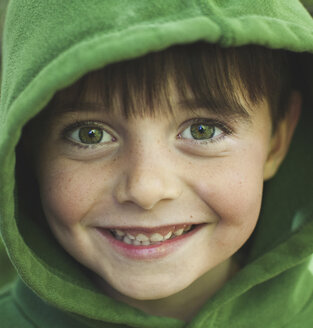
[97,223,208,260]
[108,223,197,246]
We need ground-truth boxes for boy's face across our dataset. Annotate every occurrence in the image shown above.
[33,71,291,301]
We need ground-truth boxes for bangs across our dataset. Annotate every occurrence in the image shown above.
[46,42,293,129]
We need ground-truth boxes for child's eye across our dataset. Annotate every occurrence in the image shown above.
[179,120,226,142]
[65,123,116,147]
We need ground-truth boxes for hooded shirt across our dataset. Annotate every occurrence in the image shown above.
[0,1,313,327]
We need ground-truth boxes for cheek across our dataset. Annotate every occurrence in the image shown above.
[191,143,268,250]
[37,158,111,227]
[218,156,264,222]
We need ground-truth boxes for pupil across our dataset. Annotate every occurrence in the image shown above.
[198,125,205,133]
[88,130,96,137]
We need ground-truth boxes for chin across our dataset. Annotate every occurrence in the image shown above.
[112,276,189,300]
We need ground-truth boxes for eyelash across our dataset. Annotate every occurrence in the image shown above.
[62,120,115,149]
[61,118,233,149]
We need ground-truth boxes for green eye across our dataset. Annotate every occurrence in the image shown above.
[79,127,103,144]
[66,123,114,147]
[190,124,215,140]
[180,121,224,142]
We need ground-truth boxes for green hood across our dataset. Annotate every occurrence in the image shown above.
[0,1,313,327]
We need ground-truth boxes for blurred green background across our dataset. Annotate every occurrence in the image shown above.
[0,0,312,289]
[302,0,313,11]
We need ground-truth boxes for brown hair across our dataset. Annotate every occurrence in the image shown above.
[41,42,307,132]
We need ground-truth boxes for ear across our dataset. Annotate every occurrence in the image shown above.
[263,91,302,181]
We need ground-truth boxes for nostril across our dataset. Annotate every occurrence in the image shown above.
[113,165,182,210]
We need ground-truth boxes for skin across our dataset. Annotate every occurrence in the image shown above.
[31,75,301,322]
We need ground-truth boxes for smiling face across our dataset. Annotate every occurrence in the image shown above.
[35,99,272,291]
[26,44,300,319]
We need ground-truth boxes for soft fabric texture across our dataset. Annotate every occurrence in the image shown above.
[0,0,312,327]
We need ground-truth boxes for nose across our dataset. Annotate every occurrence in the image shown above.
[114,146,182,210]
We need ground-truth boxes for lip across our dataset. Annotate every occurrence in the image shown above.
[97,223,207,261]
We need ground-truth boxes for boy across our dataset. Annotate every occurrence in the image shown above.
[0,1,313,327]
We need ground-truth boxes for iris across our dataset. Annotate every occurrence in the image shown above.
[190,124,215,140]
[79,127,103,144]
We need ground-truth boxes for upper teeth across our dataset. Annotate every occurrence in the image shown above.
[111,225,192,244]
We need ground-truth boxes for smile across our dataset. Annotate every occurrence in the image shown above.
[97,223,208,260]
[110,224,194,246]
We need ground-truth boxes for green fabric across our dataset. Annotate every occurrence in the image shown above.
[0,0,312,327]
[0,239,16,288]
[0,0,16,290]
